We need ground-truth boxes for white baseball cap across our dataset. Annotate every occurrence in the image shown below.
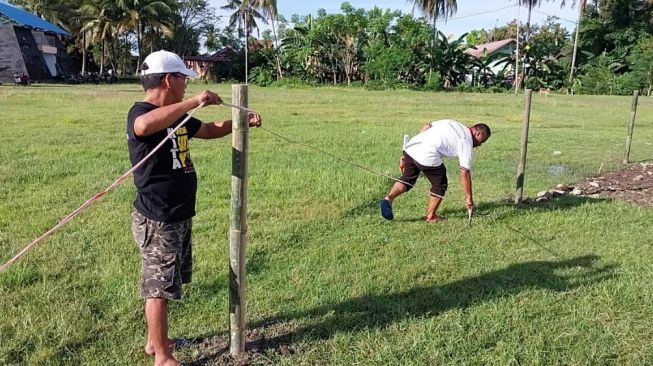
[141,50,198,77]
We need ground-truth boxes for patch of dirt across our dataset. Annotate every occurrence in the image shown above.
[184,319,299,366]
[571,162,653,207]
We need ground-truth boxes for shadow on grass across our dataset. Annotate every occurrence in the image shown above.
[185,255,616,365]
[360,194,609,223]
[276,254,615,340]
[441,194,610,222]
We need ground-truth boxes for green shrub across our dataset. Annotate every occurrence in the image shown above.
[269,77,317,88]
[250,67,275,87]
[422,72,443,91]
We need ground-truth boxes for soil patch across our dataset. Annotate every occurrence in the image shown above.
[569,162,653,207]
[183,319,299,366]
[521,162,653,207]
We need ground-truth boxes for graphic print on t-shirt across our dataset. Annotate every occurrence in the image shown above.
[168,126,195,173]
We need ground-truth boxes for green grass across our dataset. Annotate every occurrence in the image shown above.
[0,84,652,365]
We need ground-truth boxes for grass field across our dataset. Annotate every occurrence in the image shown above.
[1,83,652,365]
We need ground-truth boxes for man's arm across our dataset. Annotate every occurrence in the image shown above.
[460,168,474,209]
[133,91,220,137]
[419,122,432,133]
[194,113,262,139]
[194,120,233,139]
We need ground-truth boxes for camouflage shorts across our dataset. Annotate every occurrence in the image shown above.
[131,209,193,300]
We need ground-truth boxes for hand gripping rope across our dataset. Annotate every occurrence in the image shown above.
[0,101,256,274]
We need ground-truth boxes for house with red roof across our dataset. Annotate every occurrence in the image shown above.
[464,38,517,84]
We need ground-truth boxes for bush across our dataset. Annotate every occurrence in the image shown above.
[363,79,389,91]
[423,72,443,91]
[269,77,317,88]
[249,67,274,87]
[524,76,544,90]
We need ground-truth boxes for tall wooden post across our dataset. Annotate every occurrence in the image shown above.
[515,89,532,204]
[623,90,639,164]
[229,84,248,355]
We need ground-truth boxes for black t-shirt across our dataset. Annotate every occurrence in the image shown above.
[127,102,202,222]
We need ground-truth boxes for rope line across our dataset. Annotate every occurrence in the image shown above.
[0,102,209,273]
[1,104,408,273]
[260,126,414,188]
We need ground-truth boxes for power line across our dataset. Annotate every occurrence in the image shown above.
[442,4,518,22]
[532,9,578,24]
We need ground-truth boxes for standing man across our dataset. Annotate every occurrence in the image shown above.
[127,50,261,366]
[379,119,490,223]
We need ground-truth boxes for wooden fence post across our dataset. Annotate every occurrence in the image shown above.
[229,84,248,355]
[515,89,533,204]
[623,90,639,164]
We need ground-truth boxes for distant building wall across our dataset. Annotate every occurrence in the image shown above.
[0,24,75,82]
[0,24,27,83]
[13,26,50,80]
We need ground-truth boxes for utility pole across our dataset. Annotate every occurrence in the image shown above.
[569,0,585,83]
[515,3,521,94]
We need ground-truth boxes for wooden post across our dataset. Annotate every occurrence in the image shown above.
[515,89,532,204]
[623,90,639,164]
[229,84,248,355]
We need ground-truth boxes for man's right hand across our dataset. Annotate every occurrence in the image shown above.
[195,90,222,106]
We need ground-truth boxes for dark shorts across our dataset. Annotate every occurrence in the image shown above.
[131,209,193,300]
[398,152,448,197]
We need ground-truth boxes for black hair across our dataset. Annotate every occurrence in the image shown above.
[142,73,167,91]
[472,123,491,138]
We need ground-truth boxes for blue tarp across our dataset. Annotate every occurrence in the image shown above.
[0,1,69,36]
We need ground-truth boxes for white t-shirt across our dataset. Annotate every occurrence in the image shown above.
[404,119,473,170]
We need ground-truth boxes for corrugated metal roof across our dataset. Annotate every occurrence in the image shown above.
[465,39,515,59]
[0,1,69,36]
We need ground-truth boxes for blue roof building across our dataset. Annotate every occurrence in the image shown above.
[0,1,75,82]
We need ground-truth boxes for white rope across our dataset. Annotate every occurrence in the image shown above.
[260,126,415,188]
[0,102,207,273]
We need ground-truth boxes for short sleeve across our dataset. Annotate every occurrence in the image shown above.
[127,103,155,142]
[457,140,473,171]
[186,117,202,138]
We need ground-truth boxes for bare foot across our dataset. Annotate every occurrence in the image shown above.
[145,338,175,356]
[154,354,180,366]
[425,215,445,223]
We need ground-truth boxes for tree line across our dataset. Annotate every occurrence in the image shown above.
[8,0,653,95]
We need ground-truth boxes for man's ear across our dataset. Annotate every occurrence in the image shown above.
[163,74,173,89]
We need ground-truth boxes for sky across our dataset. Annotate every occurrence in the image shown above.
[210,0,582,37]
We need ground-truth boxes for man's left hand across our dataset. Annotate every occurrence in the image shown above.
[248,113,262,128]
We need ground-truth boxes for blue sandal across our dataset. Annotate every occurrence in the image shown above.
[379,199,394,220]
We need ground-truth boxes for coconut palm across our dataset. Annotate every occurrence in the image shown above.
[78,0,121,73]
[222,0,267,83]
[410,0,457,21]
[251,0,283,79]
[410,0,457,79]
[116,0,177,73]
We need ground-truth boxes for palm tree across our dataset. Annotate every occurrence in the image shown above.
[251,0,283,79]
[116,0,176,73]
[410,0,457,79]
[410,0,457,22]
[222,0,267,83]
[519,0,547,42]
[78,0,121,74]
